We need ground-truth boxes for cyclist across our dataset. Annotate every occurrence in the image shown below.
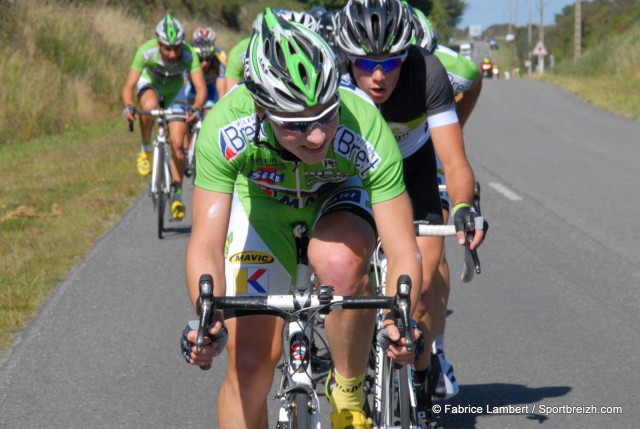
[183,28,228,177]
[189,26,228,108]
[180,9,423,429]
[335,0,487,421]
[121,14,206,220]
[408,3,483,401]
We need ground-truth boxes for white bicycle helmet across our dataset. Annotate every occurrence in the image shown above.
[274,8,320,33]
[155,14,185,46]
[409,5,437,53]
[192,26,216,43]
[244,8,338,112]
[335,0,413,56]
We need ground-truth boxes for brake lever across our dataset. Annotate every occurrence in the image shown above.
[395,275,413,353]
[196,274,214,370]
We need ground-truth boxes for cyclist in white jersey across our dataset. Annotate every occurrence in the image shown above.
[180,10,422,429]
[335,0,488,421]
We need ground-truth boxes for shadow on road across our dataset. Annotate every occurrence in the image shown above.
[433,383,571,428]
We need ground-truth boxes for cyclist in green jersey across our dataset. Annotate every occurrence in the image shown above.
[121,14,207,220]
[410,5,483,400]
[180,10,423,429]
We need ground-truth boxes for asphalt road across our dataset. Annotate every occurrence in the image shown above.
[1,78,639,428]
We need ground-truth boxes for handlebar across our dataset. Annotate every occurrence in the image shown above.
[195,273,415,367]
[126,107,187,132]
[414,223,481,282]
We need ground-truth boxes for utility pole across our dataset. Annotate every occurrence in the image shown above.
[508,0,512,36]
[527,0,532,75]
[538,0,544,73]
[574,0,582,62]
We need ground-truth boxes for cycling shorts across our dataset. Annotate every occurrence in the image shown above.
[403,141,444,224]
[136,77,188,121]
[185,80,219,110]
[224,177,374,298]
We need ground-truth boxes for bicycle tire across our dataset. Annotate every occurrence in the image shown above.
[378,356,415,429]
[154,147,166,239]
[289,392,312,429]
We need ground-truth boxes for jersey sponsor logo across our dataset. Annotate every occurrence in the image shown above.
[305,170,350,186]
[235,268,268,294]
[228,251,275,264]
[249,167,284,184]
[323,159,336,169]
[219,115,256,161]
[334,129,382,178]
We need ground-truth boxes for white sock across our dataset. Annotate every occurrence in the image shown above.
[434,333,445,351]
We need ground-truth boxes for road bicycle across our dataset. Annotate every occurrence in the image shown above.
[366,222,481,429]
[129,108,184,239]
[196,223,417,429]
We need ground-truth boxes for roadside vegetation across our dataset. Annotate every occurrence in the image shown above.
[1,0,638,351]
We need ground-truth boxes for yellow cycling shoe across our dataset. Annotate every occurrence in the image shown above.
[330,410,372,429]
[171,199,186,220]
[136,151,152,176]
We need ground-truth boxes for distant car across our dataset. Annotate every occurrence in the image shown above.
[489,38,499,50]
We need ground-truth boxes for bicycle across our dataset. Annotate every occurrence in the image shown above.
[129,107,184,239]
[195,223,417,429]
[366,222,481,429]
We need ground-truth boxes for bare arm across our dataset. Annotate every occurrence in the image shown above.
[225,77,240,94]
[189,68,208,112]
[185,186,232,309]
[216,77,227,100]
[431,122,484,246]
[455,76,482,128]
[121,68,141,107]
[373,192,422,315]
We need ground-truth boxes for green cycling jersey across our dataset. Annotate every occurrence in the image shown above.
[434,44,480,96]
[130,38,201,96]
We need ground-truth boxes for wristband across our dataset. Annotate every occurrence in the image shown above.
[452,202,471,214]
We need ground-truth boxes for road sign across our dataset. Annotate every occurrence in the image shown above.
[531,40,548,56]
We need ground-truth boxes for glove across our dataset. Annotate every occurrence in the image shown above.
[187,106,203,121]
[453,204,488,234]
[121,104,135,121]
[376,320,424,362]
[180,319,228,364]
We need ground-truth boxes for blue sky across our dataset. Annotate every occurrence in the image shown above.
[459,0,577,30]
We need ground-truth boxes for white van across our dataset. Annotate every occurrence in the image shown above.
[459,43,472,60]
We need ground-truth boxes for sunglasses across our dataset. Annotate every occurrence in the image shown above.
[348,52,408,73]
[266,98,341,133]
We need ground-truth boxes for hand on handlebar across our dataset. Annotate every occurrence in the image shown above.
[376,320,424,366]
[186,106,203,124]
[121,105,136,122]
[180,316,227,368]
[453,204,488,250]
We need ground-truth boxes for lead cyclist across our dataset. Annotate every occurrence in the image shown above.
[180,10,423,429]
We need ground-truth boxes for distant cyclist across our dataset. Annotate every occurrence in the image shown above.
[188,26,228,109]
[121,14,207,220]
[409,3,483,401]
[335,0,487,423]
[180,9,423,429]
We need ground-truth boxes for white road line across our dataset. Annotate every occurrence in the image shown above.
[488,182,523,201]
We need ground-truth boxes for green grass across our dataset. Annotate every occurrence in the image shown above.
[0,121,146,349]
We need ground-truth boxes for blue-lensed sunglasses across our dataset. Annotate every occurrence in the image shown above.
[266,98,341,133]
[348,51,408,73]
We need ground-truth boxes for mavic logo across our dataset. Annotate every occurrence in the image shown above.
[229,251,275,264]
[235,268,268,294]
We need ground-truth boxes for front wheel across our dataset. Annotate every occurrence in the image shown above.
[289,392,312,429]
[154,148,166,239]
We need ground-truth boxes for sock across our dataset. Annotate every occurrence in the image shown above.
[141,141,152,152]
[329,370,365,413]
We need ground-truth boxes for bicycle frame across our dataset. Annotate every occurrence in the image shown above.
[150,116,172,198]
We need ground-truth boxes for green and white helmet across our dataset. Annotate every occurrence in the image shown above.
[244,8,339,112]
[335,0,413,56]
[155,14,185,46]
[409,5,437,53]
